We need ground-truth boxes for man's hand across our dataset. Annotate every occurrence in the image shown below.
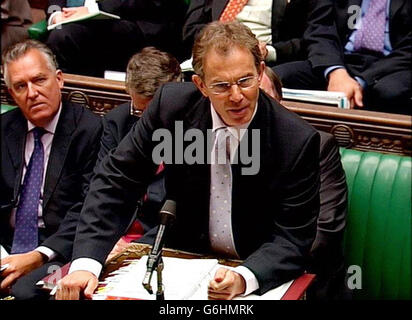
[52,6,89,24]
[55,270,98,300]
[0,251,46,290]
[327,68,363,109]
[208,267,246,300]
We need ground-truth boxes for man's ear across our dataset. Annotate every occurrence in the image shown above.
[192,74,209,98]
[258,61,265,82]
[55,69,64,89]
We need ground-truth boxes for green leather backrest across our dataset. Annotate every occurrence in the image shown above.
[1,104,17,114]
[340,148,411,299]
[28,20,48,41]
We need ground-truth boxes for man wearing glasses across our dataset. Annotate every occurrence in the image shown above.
[97,47,182,162]
[97,47,182,260]
[56,21,320,300]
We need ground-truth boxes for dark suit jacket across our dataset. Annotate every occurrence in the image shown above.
[307,131,348,299]
[97,102,164,231]
[0,101,102,261]
[72,82,320,294]
[97,102,136,163]
[182,0,310,63]
[312,132,347,268]
[305,0,412,86]
[47,0,189,60]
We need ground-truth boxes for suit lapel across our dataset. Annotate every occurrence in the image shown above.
[212,0,230,20]
[271,0,287,42]
[184,95,211,133]
[389,0,403,20]
[4,111,27,201]
[43,102,76,208]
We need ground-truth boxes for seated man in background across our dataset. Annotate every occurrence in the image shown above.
[56,21,320,300]
[1,0,32,51]
[0,40,102,299]
[273,0,411,114]
[260,68,349,300]
[45,0,188,77]
[100,47,182,261]
[182,0,310,66]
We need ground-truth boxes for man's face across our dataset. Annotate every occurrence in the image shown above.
[7,49,63,127]
[193,46,264,126]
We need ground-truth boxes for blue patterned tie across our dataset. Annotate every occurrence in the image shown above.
[11,128,46,254]
[354,0,387,53]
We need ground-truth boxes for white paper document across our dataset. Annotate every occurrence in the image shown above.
[0,245,9,259]
[93,256,292,300]
[47,6,120,31]
[0,245,10,273]
[282,88,350,109]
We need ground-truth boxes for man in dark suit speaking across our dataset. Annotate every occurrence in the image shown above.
[57,21,320,300]
[0,40,102,299]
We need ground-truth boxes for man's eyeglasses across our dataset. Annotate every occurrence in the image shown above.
[130,102,144,117]
[207,75,259,95]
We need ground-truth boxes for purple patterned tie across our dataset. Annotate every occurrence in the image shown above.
[209,128,239,258]
[11,127,46,254]
[354,0,387,53]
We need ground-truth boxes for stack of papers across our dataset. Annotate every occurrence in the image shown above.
[180,58,194,73]
[92,256,293,300]
[282,88,349,108]
[93,256,219,300]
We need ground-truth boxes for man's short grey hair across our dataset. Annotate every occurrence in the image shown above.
[2,39,58,88]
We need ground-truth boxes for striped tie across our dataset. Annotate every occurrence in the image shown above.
[219,0,249,22]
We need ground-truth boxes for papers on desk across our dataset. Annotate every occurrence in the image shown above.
[0,245,9,259]
[282,88,350,109]
[180,58,194,73]
[92,256,292,300]
[0,245,10,273]
[104,70,126,81]
[47,7,120,31]
[93,256,219,300]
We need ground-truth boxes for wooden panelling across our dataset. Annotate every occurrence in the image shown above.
[2,73,411,155]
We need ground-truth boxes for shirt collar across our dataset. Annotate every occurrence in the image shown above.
[27,102,62,134]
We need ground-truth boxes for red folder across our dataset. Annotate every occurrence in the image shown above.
[37,262,71,290]
[280,273,316,300]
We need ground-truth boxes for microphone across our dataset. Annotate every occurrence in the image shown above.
[142,199,176,294]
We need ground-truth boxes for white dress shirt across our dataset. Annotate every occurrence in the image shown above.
[236,0,277,62]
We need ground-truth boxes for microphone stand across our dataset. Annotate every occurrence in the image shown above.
[142,249,165,300]
[142,200,176,300]
[156,258,164,301]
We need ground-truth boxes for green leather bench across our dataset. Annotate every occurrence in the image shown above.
[340,148,411,299]
[1,104,17,114]
[27,19,48,41]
